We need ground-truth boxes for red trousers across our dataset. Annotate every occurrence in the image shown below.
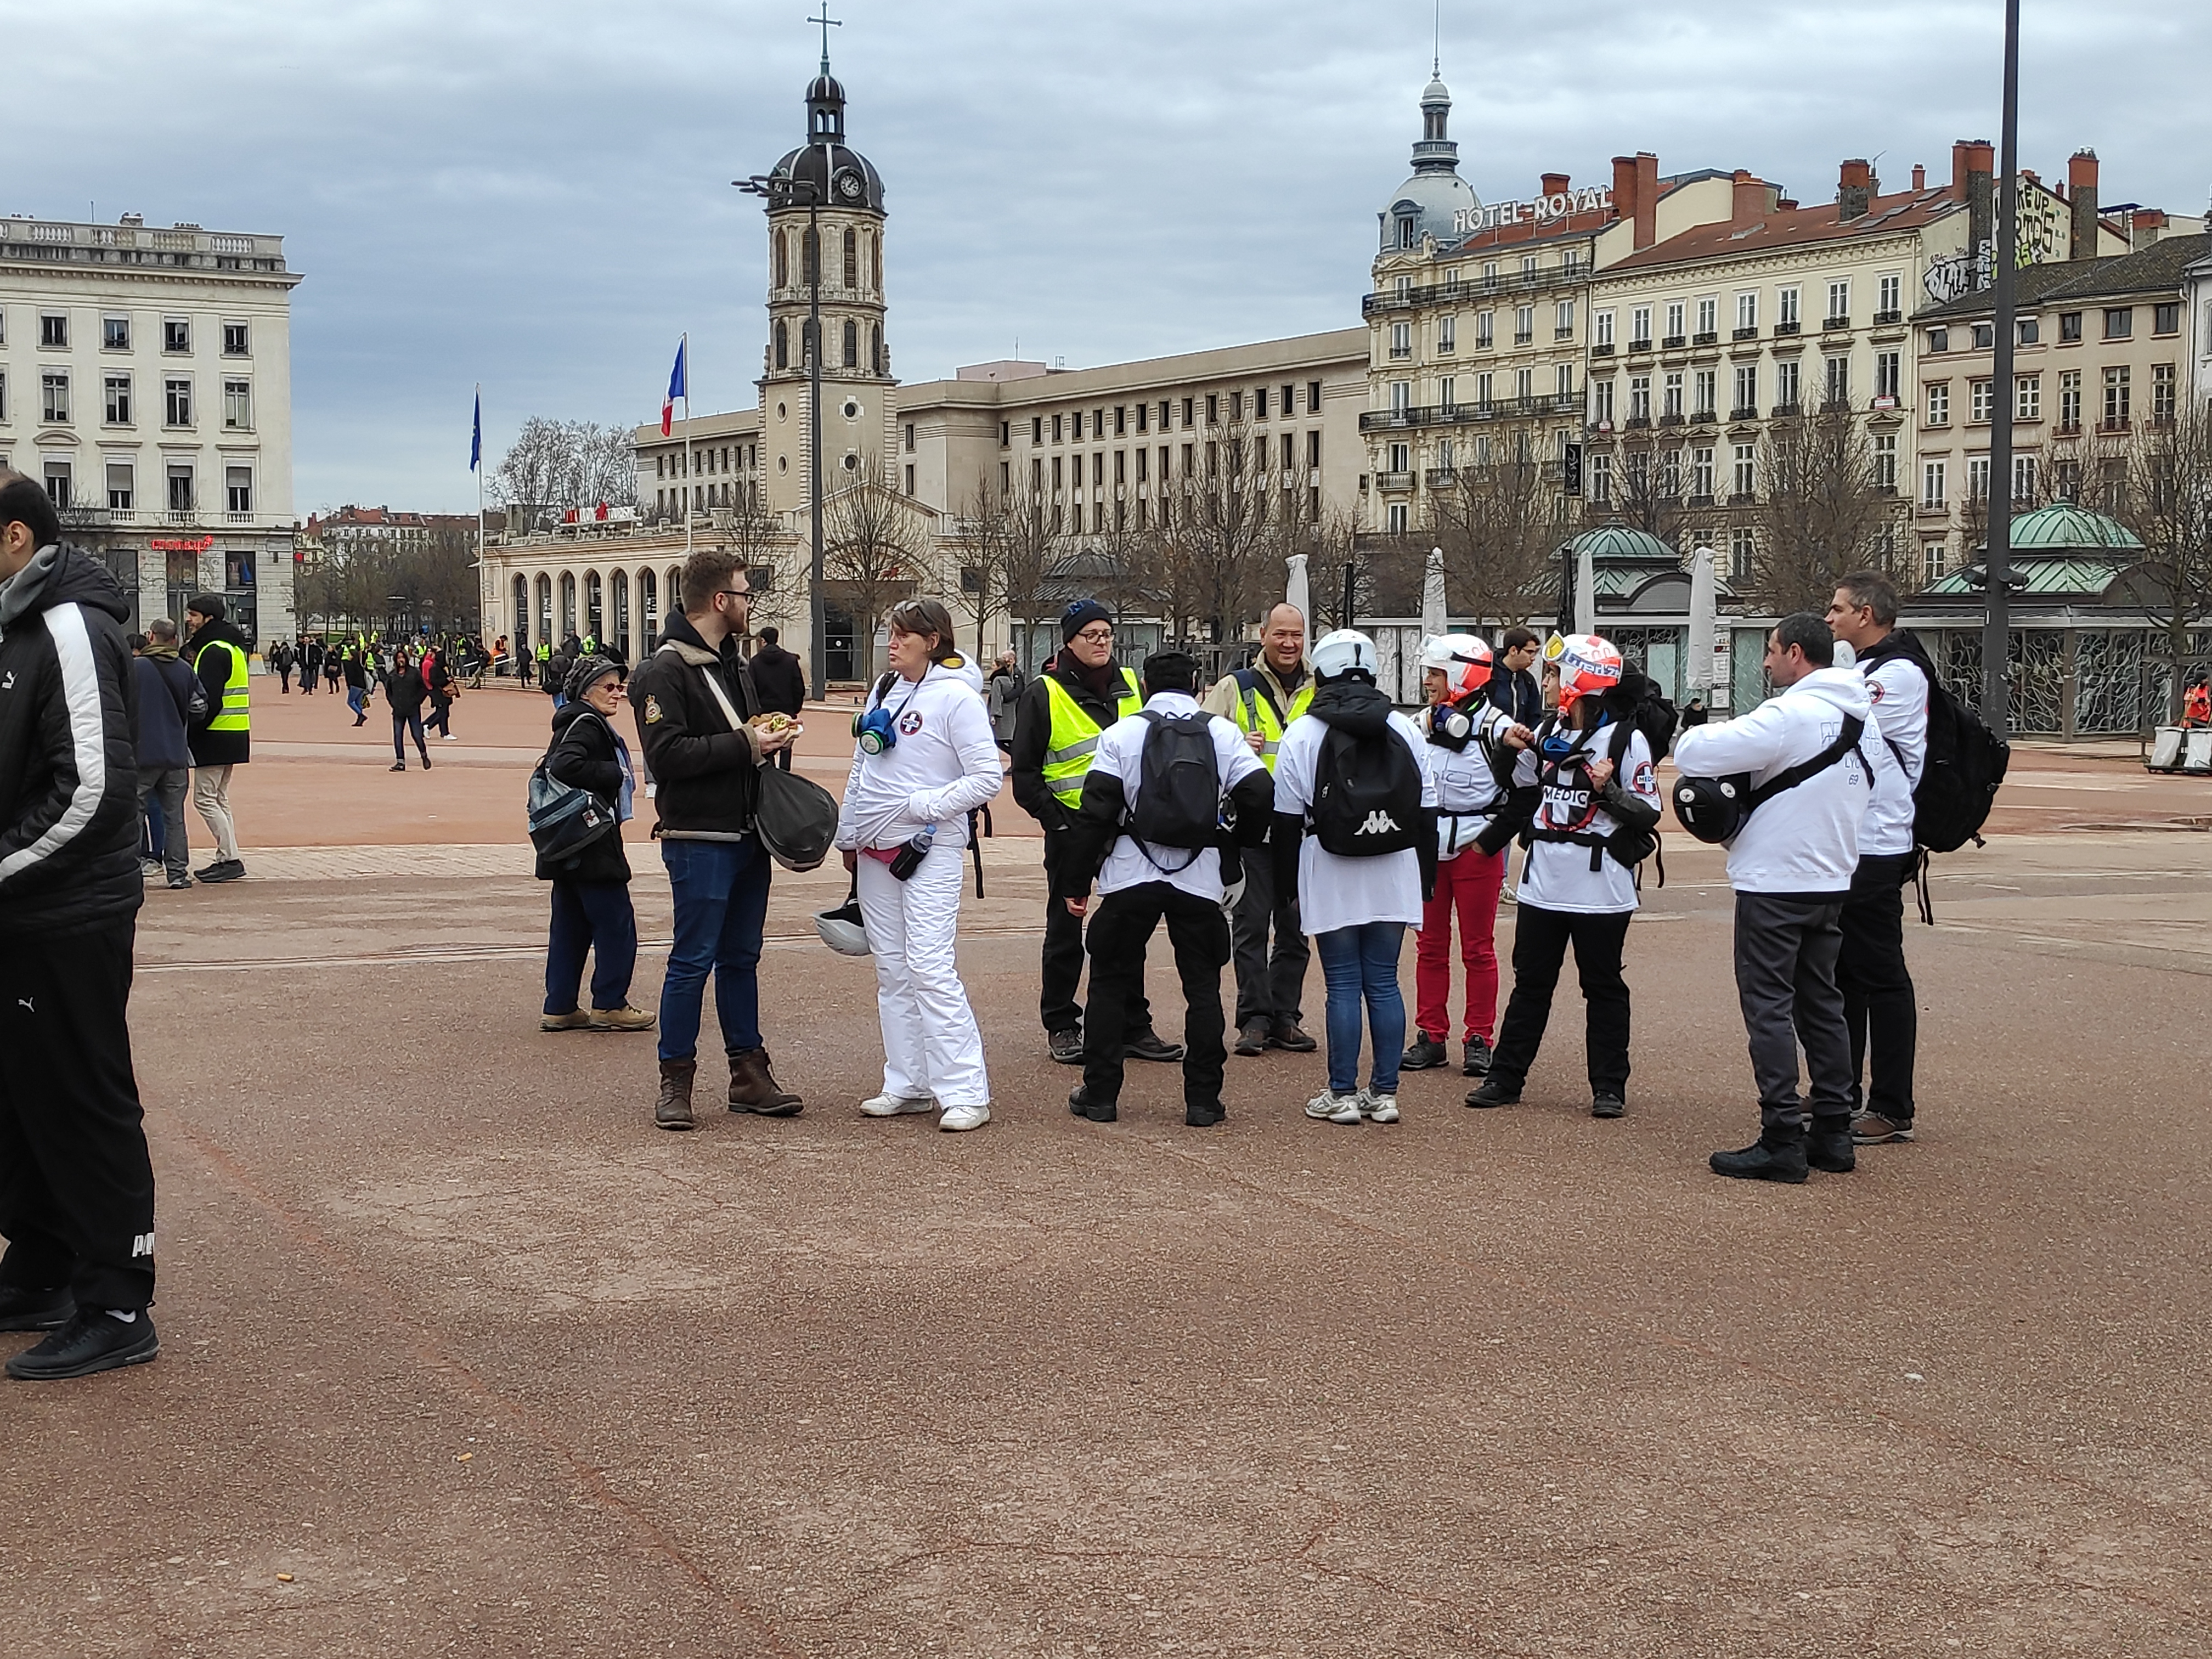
[1415,845,1506,1043]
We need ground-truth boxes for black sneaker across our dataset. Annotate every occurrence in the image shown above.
[0,1285,74,1332]
[1462,1035,1494,1077]
[1465,1076,1522,1109]
[1591,1092,1626,1119]
[389,761,408,772]
[1124,1030,1185,1064]
[1048,1028,1084,1065]
[166,874,194,890]
[1184,1103,1224,1128]
[5,1310,159,1380]
[1067,1084,1116,1123]
[1807,1119,1857,1173]
[196,859,245,884]
[1709,1133,1810,1184]
[1233,1018,1272,1057]
[1400,1032,1449,1071]
[1268,1021,1318,1053]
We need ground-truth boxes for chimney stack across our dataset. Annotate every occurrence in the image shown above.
[1730,170,1766,229]
[2132,207,2168,251]
[1612,155,1638,231]
[1837,157,1873,222]
[1912,163,1926,193]
[2069,149,2100,261]
[1541,171,1570,197]
[1965,140,1995,274]
[1633,152,1658,249]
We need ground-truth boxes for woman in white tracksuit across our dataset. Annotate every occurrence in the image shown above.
[836,598,1005,1132]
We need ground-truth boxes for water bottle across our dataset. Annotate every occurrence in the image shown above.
[888,822,935,881]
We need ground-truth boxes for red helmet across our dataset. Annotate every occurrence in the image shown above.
[1419,633,1493,701]
[1547,633,1623,710]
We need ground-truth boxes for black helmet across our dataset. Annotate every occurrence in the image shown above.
[753,765,839,872]
[1671,773,1752,844]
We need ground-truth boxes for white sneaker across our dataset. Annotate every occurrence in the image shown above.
[441,733,460,741]
[1362,1092,1400,1124]
[1306,1090,1363,1125]
[860,1092,935,1117]
[938,1102,991,1133]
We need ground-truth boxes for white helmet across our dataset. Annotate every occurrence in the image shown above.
[1419,633,1493,700]
[1311,628,1380,684]
[814,899,871,957]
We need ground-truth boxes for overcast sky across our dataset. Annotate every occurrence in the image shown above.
[12,0,2208,514]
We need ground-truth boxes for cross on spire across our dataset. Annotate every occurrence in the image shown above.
[810,2,842,73]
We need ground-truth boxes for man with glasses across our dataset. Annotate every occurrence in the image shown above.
[627,549,803,1131]
[1009,599,1183,1067]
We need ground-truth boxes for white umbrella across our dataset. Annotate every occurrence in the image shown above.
[1575,540,1599,638]
[1686,544,1717,692]
[1421,545,1448,640]
[1284,553,1311,657]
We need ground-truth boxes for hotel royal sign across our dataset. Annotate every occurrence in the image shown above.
[1453,187,1613,236]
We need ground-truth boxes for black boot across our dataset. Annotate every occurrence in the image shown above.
[1066,1084,1116,1122]
[1465,1074,1522,1109]
[1400,1031,1448,1071]
[1710,1125,1810,1184]
[1807,1116,1857,1173]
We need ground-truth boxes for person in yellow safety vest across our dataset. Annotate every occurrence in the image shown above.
[535,638,552,691]
[1008,599,1186,1068]
[1200,602,1318,1057]
[182,592,251,884]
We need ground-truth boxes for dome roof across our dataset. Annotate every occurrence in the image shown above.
[2006,501,2144,551]
[1380,72,1477,249]
[762,61,885,215]
[1564,522,1681,564]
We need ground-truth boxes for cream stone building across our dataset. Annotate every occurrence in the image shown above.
[0,213,301,640]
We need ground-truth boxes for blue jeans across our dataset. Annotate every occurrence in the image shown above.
[658,837,770,1062]
[545,879,637,1014]
[347,686,367,719]
[392,708,426,761]
[1315,922,1409,1096]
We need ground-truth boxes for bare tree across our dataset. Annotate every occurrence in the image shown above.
[2115,407,2212,719]
[493,417,638,521]
[1152,420,1287,645]
[820,455,923,681]
[1433,451,1567,628]
[1748,408,1911,613]
[723,494,800,639]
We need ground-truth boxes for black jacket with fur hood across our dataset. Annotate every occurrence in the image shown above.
[626,612,768,839]
[0,543,145,936]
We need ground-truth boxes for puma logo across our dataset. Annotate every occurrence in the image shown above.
[15,997,31,1012]
[1357,810,1401,836]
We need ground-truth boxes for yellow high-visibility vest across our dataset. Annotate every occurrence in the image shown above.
[1041,667,1142,807]
[195,638,250,733]
[1227,668,1312,774]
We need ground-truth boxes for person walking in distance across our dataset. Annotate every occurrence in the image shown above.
[131,618,197,890]
[1062,651,1274,1128]
[985,650,1024,754]
[628,549,803,1130]
[1008,599,1181,1068]
[0,471,162,1380]
[1826,572,1928,1147]
[382,646,433,772]
[272,638,294,693]
[1467,636,1663,1119]
[1402,635,1534,1079]
[538,657,654,1034]
[1201,603,1320,1058]
[182,593,250,884]
[422,644,459,742]
[747,625,809,772]
[1271,629,1438,1127]
[835,600,1005,1133]
[1676,615,1880,1183]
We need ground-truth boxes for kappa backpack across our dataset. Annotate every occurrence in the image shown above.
[1310,723,1423,857]
[1126,711,1224,870]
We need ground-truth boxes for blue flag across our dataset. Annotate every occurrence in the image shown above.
[662,337,687,435]
[470,390,482,472]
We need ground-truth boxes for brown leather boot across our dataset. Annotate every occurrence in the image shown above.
[654,1057,697,1131]
[727,1047,803,1116]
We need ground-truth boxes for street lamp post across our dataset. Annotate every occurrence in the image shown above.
[1982,0,2023,736]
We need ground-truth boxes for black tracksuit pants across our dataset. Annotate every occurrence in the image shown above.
[1040,828,1150,1039]
[0,922,156,1311]
[1733,891,1854,1131]
[1488,902,1633,1096]
[1081,883,1231,1113]
[1838,851,1918,1123]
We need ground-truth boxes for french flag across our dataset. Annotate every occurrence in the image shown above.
[661,336,687,436]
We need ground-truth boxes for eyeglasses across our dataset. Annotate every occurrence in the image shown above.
[1072,627,1113,644]
[718,588,749,601]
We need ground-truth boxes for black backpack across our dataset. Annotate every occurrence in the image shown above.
[1310,722,1423,856]
[1914,678,2009,852]
[1126,712,1223,870]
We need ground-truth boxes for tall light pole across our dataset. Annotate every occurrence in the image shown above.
[1981,0,2022,736]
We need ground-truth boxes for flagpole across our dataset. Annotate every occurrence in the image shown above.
[475,383,485,643]
[683,332,695,556]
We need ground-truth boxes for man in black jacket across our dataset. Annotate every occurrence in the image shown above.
[183,592,250,884]
[1486,627,1542,728]
[0,473,160,1380]
[628,549,802,1130]
[747,625,808,771]
[1008,599,1179,1067]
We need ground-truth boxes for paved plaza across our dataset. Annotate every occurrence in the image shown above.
[5,684,2211,1657]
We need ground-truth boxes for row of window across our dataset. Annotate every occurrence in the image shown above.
[653,481,760,515]
[770,317,884,374]
[1587,352,1894,424]
[1594,276,1905,351]
[1928,303,2180,354]
[1390,301,1577,359]
[1037,486,1321,535]
[1023,382,1327,448]
[1028,432,1323,492]
[0,369,253,430]
[653,443,758,478]
[1922,366,2174,430]
[3,311,251,356]
[771,223,882,295]
[9,455,256,514]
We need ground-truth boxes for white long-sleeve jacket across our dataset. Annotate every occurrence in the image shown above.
[835,657,1003,853]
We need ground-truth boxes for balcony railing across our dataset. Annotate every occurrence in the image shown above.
[1378,470,1417,493]
[1555,326,1576,341]
[1731,405,1759,421]
[1425,467,1460,489]
[1662,334,1686,350]
[1872,309,1903,326]
[1690,409,1719,425]
[1360,265,1581,314]
[1733,326,1759,341]
[1624,414,1652,429]
[1628,337,1653,353]
[1357,392,1579,432]
[1591,342,1615,357]
[1658,412,1685,427]
[1771,401,1803,418]
[1775,320,1801,336]
[1823,316,1852,332]
[2099,416,2131,433]
[1692,331,1719,347]
[1514,331,1534,346]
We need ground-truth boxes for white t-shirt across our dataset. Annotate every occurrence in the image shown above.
[1858,648,1928,858]
[1274,707,1438,935]
[1421,698,1517,859]
[1089,691,1268,902]
[1511,721,1661,915]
